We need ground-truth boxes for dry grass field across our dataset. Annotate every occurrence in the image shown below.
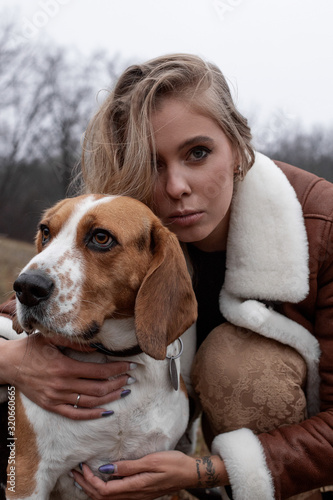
[0,236,35,301]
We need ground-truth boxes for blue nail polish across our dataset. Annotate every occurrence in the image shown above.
[99,463,116,474]
[79,462,83,471]
[101,410,114,417]
[121,389,131,398]
[74,481,83,490]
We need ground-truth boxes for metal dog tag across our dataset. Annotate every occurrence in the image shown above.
[169,357,179,391]
[166,338,183,391]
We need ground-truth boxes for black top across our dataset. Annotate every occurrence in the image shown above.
[187,244,227,350]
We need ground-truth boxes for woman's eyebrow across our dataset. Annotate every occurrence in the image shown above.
[177,136,213,152]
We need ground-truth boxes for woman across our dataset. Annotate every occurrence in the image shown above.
[1,53,333,500]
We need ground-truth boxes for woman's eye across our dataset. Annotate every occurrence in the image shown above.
[152,156,165,172]
[188,147,211,161]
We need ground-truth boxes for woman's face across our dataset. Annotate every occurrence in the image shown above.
[152,98,238,252]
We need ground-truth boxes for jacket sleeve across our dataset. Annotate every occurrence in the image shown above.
[213,219,333,500]
[0,297,21,341]
[0,297,22,402]
[257,217,333,499]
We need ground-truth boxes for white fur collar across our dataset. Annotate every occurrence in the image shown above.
[224,152,309,302]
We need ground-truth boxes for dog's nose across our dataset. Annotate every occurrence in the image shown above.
[14,270,54,307]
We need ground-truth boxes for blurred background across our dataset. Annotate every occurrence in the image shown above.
[0,0,332,297]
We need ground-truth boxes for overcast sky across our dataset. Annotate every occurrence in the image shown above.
[5,0,333,132]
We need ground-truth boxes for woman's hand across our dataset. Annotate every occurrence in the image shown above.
[0,335,135,419]
[71,451,228,500]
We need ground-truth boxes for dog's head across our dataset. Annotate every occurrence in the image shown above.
[14,195,197,359]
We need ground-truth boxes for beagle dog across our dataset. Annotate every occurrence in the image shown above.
[6,194,197,500]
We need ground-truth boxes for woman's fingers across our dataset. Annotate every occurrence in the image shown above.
[38,361,135,415]
[72,467,109,500]
[41,384,131,411]
[32,363,135,416]
[71,452,199,500]
[55,357,137,381]
[72,466,143,500]
[46,373,132,402]
[6,335,137,419]
[52,405,115,421]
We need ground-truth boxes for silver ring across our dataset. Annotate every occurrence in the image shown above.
[74,393,81,409]
[166,338,183,360]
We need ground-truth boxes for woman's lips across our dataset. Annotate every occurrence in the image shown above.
[167,211,204,227]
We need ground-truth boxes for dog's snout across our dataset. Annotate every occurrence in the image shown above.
[14,270,54,307]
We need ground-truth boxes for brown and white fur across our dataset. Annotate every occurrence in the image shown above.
[6,194,197,500]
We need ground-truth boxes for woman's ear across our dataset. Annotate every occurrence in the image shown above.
[134,221,197,360]
[233,148,242,178]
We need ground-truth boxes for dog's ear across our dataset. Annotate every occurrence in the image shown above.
[134,221,197,360]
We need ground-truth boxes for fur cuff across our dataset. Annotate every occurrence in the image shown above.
[212,428,275,500]
[0,317,26,403]
[0,316,25,341]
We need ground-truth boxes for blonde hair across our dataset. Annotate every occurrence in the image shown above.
[81,53,255,207]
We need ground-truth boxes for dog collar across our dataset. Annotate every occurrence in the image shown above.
[89,342,143,357]
[91,339,184,391]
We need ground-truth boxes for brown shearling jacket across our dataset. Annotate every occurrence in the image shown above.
[258,161,333,498]
[210,155,333,499]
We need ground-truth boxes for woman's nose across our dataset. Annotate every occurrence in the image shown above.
[164,165,191,199]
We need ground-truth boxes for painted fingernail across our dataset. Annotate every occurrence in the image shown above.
[127,376,136,385]
[129,362,137,370]
[98,463,117,474]
[101,410,114,417]
[79,463,83,471]
[121,389,131,398]
[74,481,83,490]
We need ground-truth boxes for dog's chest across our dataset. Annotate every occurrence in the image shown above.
[23,356,188,475]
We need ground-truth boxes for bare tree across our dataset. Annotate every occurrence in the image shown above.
[31,48,110,194]
[0,13,124,241]
[258,124,333,181]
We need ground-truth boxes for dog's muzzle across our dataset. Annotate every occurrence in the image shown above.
[14,270,54,307]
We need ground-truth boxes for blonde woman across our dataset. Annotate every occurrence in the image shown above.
[1,54,333,500]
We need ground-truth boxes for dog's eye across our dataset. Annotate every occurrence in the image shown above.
[40,225,51,245]
[88,230,117,251]
[93,232,111,246]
